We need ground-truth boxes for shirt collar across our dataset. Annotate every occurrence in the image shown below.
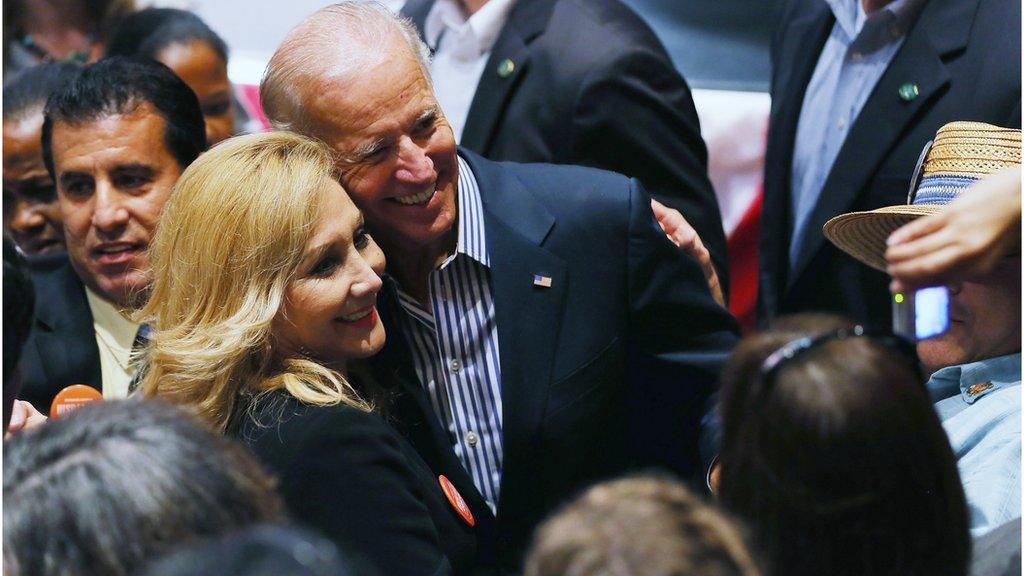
[85,287,140,348]
[826,0,924,43]
[453,154,490,267]
[424,0,518,55]
[926,352,1022,405]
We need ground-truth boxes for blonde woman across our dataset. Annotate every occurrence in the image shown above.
[138,132,477,575]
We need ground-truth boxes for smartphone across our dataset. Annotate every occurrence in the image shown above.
[893,286,950,341]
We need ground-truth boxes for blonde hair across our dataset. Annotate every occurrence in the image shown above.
[525,476,762,576]
[260,1,432,134]
[137,131,372,432]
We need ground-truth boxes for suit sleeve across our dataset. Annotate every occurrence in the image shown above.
[275,409,453,576]
[571,45,731,296]
[624,177,739,480]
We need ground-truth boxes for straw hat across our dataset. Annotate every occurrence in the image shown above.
[823,121,1021,271]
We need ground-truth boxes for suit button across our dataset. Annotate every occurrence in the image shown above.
[497,537,509,551]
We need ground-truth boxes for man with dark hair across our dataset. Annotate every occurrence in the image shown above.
[3,62,81,256]
[19,56,206,412]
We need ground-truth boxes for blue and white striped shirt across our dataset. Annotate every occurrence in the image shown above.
[392,156,504,511]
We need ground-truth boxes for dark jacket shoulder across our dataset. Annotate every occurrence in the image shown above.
[229,390,480,576]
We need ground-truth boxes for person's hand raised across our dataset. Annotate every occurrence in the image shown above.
[6,400,48,438]
[886,167,1021,293]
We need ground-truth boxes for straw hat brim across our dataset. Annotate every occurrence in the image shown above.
[822,204,944,272]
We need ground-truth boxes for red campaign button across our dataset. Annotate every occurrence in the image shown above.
[50,385,103,419]
[439,475,475,527]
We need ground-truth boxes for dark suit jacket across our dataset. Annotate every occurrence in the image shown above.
[19,253,102,412]
[402,0,730,294]
[372,150,739,574]
[228,389,486,576]
[758,0,1021,327]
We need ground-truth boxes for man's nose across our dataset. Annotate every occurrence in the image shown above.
[91,184,130,231]
[395,140,435,184]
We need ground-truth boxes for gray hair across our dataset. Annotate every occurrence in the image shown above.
[2,399,285,576]
[261,1,432,134]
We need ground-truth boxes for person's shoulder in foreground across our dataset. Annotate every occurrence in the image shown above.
[929,353,1021,536]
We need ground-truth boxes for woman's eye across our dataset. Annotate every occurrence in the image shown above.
[354,227,371,249]
[309,257,338,277]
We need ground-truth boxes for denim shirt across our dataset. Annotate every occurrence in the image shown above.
[927,353,1022,536]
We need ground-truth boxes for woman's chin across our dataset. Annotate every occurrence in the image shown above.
[340,326,387,361]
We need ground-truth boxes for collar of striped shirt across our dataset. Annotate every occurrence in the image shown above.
[394,153,490,285]
[386,153,491,304]
[449,154,490,268]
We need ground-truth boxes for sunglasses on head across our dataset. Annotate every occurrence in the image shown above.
[759,325,921,391]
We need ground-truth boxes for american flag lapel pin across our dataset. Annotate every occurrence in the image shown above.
[533,274,553,288]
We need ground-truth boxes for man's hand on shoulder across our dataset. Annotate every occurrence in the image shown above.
[651,199,725,307]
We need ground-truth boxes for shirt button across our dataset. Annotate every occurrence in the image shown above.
[466,431,479,447]
[837,117,847,130]
[450,359,462,373]
[851,51,863,62]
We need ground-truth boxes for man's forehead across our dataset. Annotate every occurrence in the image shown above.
[304,50,431,127]
[54,108,168,163]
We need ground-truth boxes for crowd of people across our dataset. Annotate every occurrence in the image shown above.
[2,0,1020,575]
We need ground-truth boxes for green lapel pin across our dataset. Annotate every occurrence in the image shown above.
[497,58,516,78]
[898,82,919,102]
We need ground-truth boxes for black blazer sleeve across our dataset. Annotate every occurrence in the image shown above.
[624,178,739,477]
[247,404,454,576]
[570,41,730,296]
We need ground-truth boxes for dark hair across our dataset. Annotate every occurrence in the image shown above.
[3,399,285,576]
[41,56,206,175]
[2,235,34,429]
[525,475,762,576]
[3,62,82,122]
[718,314,970,576]
[139,524,380,576]
[107,8,228,63]
[4,0,136,46]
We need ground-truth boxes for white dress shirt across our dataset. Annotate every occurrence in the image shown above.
[424,0,518,141]
[85,288,140,399]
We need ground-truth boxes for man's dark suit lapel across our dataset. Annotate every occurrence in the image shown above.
[400,0,433,29]
[760,2,832,313]
[787,0,980,288]
[460,0,553,153]
[400,0,553,153]
[461,151,567,520]
[30,260,102,400]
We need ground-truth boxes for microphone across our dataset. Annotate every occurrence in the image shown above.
[50,384,103,419]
